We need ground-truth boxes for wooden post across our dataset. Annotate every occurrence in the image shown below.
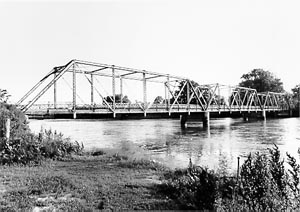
[5,118,10,140]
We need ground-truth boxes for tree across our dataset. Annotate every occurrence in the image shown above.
[239,69,284,93]
[0,89,10,103]
[291,84,300,99]
[171,80,200,104]
[153,96,164,104]
[104,94,131,104]
[291,84,300,109]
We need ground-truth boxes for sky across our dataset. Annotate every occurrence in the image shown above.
[0,0,300,103]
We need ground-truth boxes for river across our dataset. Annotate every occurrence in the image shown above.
[28,117,300,173]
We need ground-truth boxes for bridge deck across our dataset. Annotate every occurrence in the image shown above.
[25,103,286,119]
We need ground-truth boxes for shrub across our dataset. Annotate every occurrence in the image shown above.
[0,103,84,165]
[159,145,300,211]
[37,129,84,160]
[0,103,29,140]
[0,129,84,165]
[236,145,300,210]
[160,166,218,210]
[0,136,41,165]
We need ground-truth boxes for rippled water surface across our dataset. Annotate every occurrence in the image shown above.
[29,118,300,173]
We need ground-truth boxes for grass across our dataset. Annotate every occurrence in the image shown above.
[0,150,175,211]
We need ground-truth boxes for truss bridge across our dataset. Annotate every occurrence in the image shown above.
[17,60,290,123]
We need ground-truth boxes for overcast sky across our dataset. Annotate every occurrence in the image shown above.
[1,0,299,103]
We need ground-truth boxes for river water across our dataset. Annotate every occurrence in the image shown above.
[28,117,300,173]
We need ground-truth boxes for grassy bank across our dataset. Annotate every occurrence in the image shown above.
[2,145,300,211]
[0,151,175,211]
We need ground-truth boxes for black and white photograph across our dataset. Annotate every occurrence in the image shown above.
[1,0,300,210]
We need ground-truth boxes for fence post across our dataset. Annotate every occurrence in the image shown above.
[4,118,10,140]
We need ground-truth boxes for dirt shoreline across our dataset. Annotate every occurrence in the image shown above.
[0,152,176,211]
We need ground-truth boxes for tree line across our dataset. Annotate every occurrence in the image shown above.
[152,69,299,108]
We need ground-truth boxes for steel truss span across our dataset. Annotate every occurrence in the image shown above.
[17,60,290,119]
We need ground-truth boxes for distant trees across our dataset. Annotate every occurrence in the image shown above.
[104,94,131,104]
[0,89,10,103]
[171,80,200,104]
[239,69,284,93]
[291,84,300,109]
[153,96,164,104]
[291,84,300,99]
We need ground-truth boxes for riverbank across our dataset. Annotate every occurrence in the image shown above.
[2,145,300,210]
[0,151,174,211]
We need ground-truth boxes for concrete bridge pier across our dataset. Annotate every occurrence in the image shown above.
[180,114,188,128]
[73,111,77,119]
[262,110,266,121]
[243,113,249,121]
[203,111,210,127]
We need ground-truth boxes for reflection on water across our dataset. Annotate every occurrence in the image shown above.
[28,118,300,173]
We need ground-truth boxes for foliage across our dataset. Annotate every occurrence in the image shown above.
[291,84,300,110]
[239,69,284,92]
[37,129,84,160]
[286,153,300,208]
[0,129,84,165]
[0,89,10,103]
[239,152,281,210]
[0,136,42,165]
[160,165,218,210]
[0,103,29,139]
[171,80,199,104]
[291,84,300,99]
[235,145,300,210]
[104,94,131,103]
[0,101,83,165]
[159,145,300,210]
[153,96,164,104]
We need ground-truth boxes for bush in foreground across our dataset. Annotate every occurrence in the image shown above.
[160,145,300,210]
[0,129,84,165]
[0,103,83,165]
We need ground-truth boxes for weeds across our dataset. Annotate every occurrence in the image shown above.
[159,144,300,211]
[0,103,84,165]
[0,129,84,165]
[159,166,218,210]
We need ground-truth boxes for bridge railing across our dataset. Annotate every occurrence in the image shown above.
[24,101,289,114]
